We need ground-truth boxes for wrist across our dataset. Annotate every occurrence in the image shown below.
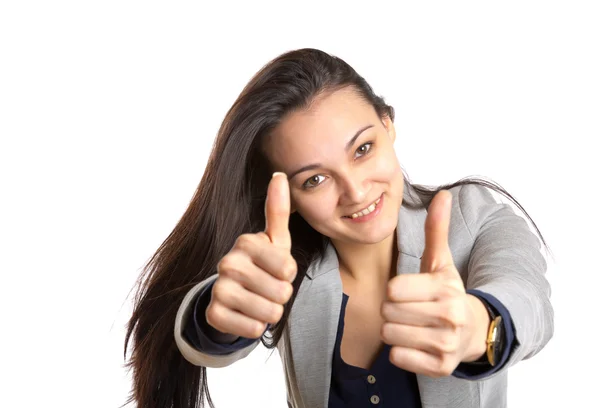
[462,294,491,362]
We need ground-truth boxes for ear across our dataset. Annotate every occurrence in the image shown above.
[382,115,396,143]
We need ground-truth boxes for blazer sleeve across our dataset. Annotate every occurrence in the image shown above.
[458,184,554,376]
[173,274,260,367]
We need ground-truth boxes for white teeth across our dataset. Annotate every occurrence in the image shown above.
[349,196,381,219]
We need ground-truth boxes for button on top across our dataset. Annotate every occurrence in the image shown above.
[367,375,376,384]
[370,395,380,404]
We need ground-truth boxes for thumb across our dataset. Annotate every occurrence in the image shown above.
[264,172,292,249]
[420,190,454,273]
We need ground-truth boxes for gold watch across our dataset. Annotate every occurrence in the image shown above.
[471,301,504,367]
[486,314,503,366]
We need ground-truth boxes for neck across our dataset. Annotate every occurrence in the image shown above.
[331,230,398,286]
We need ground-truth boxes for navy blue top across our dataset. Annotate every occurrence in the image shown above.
[329,293,422,407]
[184,282,515,407]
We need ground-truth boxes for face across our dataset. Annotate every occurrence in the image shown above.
[263,86,404,246]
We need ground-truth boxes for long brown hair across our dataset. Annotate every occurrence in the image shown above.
[123,48,549,408]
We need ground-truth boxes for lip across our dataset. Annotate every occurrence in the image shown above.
[343,194,383,224]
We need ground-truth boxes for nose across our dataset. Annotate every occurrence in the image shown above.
[339,171,369,206]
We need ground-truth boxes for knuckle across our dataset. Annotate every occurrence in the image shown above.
[227,285,244,305]
[255,231,270,242]
[386,284,395,300]
[389,346,403,367]
[218,255,249,283]
[436,333,459,354]
[436,356,455,377]
[213,279,243,305]
[221,265,245,282]
[248,321,266,339]
[380,302,393,320]
[380,323,394,344]
[439,301,464,328]
[269,303,284,323]
[205,301,224,328]
[282,258,297,281]
[217,261,236,280]
[211,280,227,301]
[386,277,400,299]
[217,255,240,276]
[216,256,231,273]
[235,234,255,253]
[279,282,293,303]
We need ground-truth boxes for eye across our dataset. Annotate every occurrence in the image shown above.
[355,142,373,158]
[302,174,326,189]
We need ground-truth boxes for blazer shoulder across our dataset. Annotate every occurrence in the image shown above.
[454,182,498,206]
[448,183,505,237]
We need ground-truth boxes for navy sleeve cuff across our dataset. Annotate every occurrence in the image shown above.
[452,289,516,380]
[183,281,258,356]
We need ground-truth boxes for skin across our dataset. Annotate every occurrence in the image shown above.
[262,86,490,376]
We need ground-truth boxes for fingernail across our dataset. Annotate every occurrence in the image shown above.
[273,172,287,179]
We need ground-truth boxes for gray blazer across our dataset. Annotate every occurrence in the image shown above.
[174,183,554,408]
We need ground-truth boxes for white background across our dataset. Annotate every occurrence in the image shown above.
[1,1,598,407]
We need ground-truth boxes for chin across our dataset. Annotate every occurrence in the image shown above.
[360,222,397,244]
[336,214,399,245]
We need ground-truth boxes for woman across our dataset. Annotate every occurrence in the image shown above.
[124,48,553,408]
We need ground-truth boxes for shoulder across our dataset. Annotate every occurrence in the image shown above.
[445,183,536,249]
[444,183,512,243]
[446,183,498,209]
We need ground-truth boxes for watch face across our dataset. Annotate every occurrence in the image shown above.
[492,316,504,365]
[491,325,498,341]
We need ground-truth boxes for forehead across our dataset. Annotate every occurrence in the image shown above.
[266,87,378,168]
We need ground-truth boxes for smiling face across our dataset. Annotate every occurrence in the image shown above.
[263,86,404,246]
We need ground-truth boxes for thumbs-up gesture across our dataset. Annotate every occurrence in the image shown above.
[206,172,297,339]
[381,190,490,377]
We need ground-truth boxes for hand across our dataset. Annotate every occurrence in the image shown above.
[206,172,297,339]
[380,190,490,377]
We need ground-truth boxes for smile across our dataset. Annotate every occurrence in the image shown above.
[344,195,383,219]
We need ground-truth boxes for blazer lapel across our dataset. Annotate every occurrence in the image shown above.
[288,243,343,408]
[396,181,428,274]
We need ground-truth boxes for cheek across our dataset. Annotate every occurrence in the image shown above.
[292,193,338,226]
[372,150,402,179]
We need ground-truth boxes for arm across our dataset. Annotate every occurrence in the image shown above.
[174,275,260,368]
[457,184,554,376]
[183,280,259,355]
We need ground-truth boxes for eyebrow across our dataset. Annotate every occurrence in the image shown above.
[287,124,375,180]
